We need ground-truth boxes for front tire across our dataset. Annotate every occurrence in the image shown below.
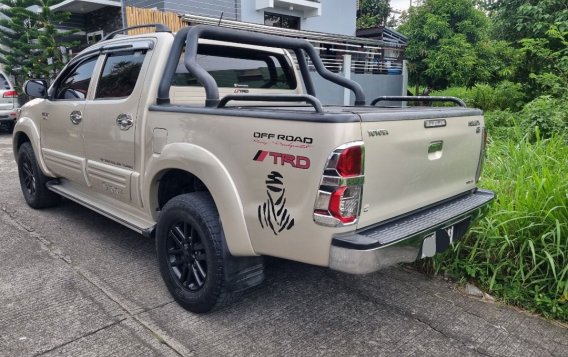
[156,192,237,313]
[17,142,60,209]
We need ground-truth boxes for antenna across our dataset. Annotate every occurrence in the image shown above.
[217,12,224,26]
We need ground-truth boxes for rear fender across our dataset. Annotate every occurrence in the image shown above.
[144,142,255,256]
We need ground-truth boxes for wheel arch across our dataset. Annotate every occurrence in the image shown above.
[145,143,256,256]
[12,117,55,177]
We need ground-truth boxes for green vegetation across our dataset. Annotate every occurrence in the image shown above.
[357,0,391,29]
[429,130,567,320]
[0,0,77,88]
[400,0,568,320]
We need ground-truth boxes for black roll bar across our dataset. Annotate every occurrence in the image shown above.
[218,94,324,113]
[371,96,466,107]
[157,25,366,107]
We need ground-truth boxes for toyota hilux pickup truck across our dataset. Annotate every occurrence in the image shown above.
[13,24,494,313]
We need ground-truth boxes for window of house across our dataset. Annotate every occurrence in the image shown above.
[55,56,98,100]
[95,50,146,99]
[264,12,300,30]
[173,44,297,90]
[87,30,104,44]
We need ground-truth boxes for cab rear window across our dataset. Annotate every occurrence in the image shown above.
[173,44,297,90]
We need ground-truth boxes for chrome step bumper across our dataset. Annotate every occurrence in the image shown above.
[329,189,495,274]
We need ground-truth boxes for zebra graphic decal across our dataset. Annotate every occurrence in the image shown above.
[257,171,295,235]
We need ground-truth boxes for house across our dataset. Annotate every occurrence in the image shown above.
[51,0,408,105]
[53,0,356,47]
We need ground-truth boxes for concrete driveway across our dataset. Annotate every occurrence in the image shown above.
[0,132,566,356]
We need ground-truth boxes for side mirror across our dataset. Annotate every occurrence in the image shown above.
[23,79,48,98]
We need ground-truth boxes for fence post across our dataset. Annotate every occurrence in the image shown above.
[343,54,352,105]
[402,60,409,107]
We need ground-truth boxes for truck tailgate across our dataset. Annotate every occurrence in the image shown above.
[356,108,484,229]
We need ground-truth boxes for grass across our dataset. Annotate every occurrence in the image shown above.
[425,128,568,321]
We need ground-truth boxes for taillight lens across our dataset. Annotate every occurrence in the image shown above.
[336,146,363,177]
[314,141,365,227]
[3,90,17,98]
[328,186,362,223]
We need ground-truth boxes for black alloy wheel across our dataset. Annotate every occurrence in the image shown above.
[17,142,60,208]
[20,155,37,197]
[156,192,238,313]
[166,221,207,291]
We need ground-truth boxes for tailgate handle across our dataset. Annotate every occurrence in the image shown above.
[428,141,444,160]
[428,141,444,153]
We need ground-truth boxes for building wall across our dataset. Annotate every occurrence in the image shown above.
[85,7,122,34]
[239,0,356,36]
[311,73,404,105]
[127,0,240,20]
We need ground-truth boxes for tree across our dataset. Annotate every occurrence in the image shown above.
[489,0,568,97]
[398,0,514,91]
[32,0,78,79]
[0,0,77,89]
[357,0,391,29]
[0,0,37,88]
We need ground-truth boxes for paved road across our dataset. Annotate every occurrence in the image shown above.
[0,132,566,357]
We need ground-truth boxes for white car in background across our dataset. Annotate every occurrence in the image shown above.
[0,70,19,133]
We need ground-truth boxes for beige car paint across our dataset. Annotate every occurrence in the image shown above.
[13,31,486,268]
[357,115,483,229]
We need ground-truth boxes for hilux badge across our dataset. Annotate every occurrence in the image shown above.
[424,119,446,128]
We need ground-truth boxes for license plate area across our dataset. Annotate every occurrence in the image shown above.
[420,220,467,259]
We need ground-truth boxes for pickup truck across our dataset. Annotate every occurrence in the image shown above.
[13,24,494,313]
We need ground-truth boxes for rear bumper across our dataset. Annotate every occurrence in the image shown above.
[0,108,17,127]
[329,189,495,274]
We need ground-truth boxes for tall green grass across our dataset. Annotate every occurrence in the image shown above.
[429,129,568,320]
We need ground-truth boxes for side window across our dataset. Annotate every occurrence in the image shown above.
[55,57,98,100]
[95,50,146,100]
[0,73,10,89]
[173,45,297,90]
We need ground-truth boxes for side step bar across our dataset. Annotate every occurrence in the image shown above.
[47,181,156,238]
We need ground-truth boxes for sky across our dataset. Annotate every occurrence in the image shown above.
[390,0,412,12]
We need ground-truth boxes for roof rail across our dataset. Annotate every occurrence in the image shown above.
[102,23,172,41]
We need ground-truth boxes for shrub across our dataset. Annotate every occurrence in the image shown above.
[484,110,517,140]
[428,132,568,321]
[432,81,525,111]
[520,96,567,141]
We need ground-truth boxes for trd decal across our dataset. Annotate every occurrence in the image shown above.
[257,171,295,235]
[253,150,310,169]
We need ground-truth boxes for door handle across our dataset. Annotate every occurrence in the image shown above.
[70,110,82,125]
[116,113,133,130]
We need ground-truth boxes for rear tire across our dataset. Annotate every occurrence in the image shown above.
[156,192,239,313]
[17,142,60,209]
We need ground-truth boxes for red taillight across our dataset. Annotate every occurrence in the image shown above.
[328,186,362,223]
[336,146,363,177]
[3,90,17,98]
[314,142,365,227]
